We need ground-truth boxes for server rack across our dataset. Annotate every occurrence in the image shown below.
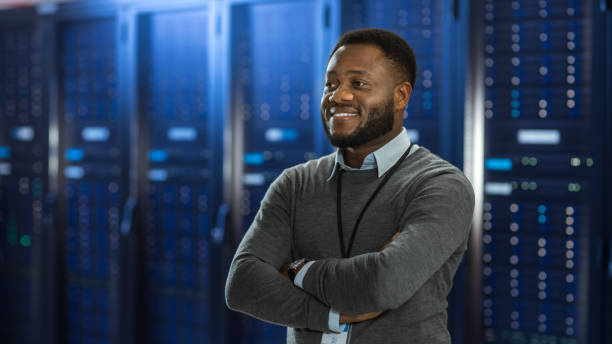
[464,0,612,343]
[50,2,129,343]
[0,7,49,344]
[132,1,225,343]
[226,0,334,342]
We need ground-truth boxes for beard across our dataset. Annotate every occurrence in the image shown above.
[322,98,395,149]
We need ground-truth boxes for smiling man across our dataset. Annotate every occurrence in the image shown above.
[225,28,475,344]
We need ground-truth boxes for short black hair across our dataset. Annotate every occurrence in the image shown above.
[329,28,417,87]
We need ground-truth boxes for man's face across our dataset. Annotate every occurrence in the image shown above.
[320,43,398,148]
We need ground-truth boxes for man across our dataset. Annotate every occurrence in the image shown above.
[225,28,474,344]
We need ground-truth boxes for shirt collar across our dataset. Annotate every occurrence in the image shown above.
[327,127,412,181]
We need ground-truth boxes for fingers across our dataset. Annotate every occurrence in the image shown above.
[340,311,384,324]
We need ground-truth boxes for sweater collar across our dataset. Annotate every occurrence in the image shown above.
[327,127,412,181]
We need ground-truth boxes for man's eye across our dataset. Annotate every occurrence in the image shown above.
[353,81,366,87]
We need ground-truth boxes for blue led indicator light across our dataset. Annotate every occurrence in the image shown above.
[65,148,84,162]
[511,100,520,108]
[265,128,299,142]
[11,126,35,141]
[423,102,432,110]
[0,146,10,159]
[538,205,547,213]
[167,127,197,141]
[485,158,513,171]
[538,215,547,224]
[511,90,520,98]
[244,153,265,165]
[149,150,168,162]
[64,166,84,179]
[511,109,520,118]
[82,126,110,142]
[148,169,168,182]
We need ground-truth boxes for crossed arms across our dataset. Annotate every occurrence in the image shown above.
[224,170,475,331]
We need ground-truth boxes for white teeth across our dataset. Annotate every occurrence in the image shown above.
[333,113,359,117]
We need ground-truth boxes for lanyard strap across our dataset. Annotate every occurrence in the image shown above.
[336,143,414,258]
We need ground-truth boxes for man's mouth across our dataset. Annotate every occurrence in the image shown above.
[328,106,360,119]
[333,113,359,117]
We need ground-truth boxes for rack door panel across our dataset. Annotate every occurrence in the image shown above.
[230,0,326,342]
[480,1,600,343]
[137,8,217,344]
[57,18,125,344]
[0,21,46,344]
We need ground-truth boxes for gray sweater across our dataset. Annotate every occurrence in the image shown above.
[225,147,475,343]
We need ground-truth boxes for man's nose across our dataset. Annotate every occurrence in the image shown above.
[329,85,354,103]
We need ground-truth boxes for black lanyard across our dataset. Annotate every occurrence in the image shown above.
[336,143,414,258]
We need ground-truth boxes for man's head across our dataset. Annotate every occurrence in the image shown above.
[320,28,417,149]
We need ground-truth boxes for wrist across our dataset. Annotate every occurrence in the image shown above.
[288,258,309,283]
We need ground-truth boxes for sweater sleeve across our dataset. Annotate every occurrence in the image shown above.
[300,171,475,314]
[225,170,331,331]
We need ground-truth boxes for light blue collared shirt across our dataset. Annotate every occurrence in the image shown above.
[327,127,415,181]
[295,127,418,332]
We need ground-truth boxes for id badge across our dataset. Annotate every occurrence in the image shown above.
[321,324,349,344]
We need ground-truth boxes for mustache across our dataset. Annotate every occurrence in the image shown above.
[326,99,360,108]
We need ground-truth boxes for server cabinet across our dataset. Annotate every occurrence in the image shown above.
[469,0,609,343]
[135,3,223,343]
[0,9,48,344]
[52,3,129,343]
[227,0,332,342]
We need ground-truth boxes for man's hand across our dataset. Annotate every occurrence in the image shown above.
[281,232,400,324]
[340,311,384,324]
[280,262,290,279]
[279,259,309,280]
[379,231,400,251]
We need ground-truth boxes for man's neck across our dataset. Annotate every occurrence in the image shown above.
[343,127,402,168]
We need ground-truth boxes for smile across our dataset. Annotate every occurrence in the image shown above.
[333,113,359,117]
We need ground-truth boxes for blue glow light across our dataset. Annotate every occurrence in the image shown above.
[485,158,513,171]
[82,127,109,142]
[148,168,168,181]
[243,173,265,186]
[244,153,265,165]
[511,109,520,118]
[511,89,520,98]
[149,150,168,162]
[538,215,547,224]
[65,148,84,162]
[64,166,84,179]
[517,129,561,145]
[167,127,197,141]
[538,205,547,213]
[0,146,10,159]
[265,128,298,142]
[11,126,35,141]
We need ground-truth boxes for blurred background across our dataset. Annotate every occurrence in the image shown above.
[0,0,611,343]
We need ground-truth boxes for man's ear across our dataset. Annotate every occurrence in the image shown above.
[394,81,413,111]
